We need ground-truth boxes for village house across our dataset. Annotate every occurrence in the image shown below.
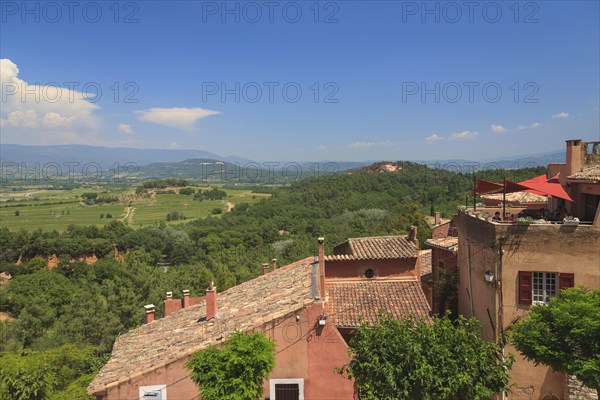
[88,235,431,400]
[424,212,459,315]
[456,140,600,400]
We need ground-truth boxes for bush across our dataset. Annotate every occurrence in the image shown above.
[211,208,222,215]
[179,187,195,195]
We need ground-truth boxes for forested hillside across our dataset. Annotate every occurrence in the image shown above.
[0,163,545,398]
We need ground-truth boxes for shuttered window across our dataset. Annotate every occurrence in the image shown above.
[519,271,574,305]
[518,271,532,305]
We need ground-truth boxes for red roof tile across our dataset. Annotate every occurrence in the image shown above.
[325,281,431,327]
[88,257,318,395]
[425,237,458,252]
[326,235,418,261]
[419,249,432,277]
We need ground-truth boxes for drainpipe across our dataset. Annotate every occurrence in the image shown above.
[467,242,474,317]
[498,235,507,400]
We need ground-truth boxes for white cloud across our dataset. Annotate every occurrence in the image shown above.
[491,124,508,133]
[517,122,542,130]
[425,134,444,144]
[0,58,100,144]
[136,107,219,130]
[168,141,181,149]
[118,123,134,135]
[448,131,479,141]
[552,112,570,119]
[317,145,327,150]
[348,140,392,148]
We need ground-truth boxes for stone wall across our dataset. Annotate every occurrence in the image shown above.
[566,376,598,400]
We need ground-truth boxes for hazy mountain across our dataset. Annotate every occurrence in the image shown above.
[412,150,564,172]
[0,144,253,169]
[1,144,564,177]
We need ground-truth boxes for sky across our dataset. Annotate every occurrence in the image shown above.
[1,0,599,162]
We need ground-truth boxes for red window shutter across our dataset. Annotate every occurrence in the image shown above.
[518,271,532,305]
[559,273,574,291]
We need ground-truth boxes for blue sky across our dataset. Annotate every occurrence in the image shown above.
[1,0,598,161]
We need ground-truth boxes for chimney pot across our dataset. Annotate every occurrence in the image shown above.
[262,263,269,275]
[206,281,217,321]
[182,289,190,308]
[144,304,155,324]
[272,258,277,270]
[166,291,173,299]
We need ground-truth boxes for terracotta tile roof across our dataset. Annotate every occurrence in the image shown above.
[425,237,458,252]
[419,249,432,277]
[424,216,451,228]
[88,257,318,395]
[325,281,431,327]
[481,191,548,204]
[326,235,418,261]
[568,164,600,181]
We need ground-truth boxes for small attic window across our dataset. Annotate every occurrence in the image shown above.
[364,268,375,279]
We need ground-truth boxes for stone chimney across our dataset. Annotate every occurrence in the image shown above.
[206,281,217,321]
[434,212,441,226]
[144,304,155,324]
[272,258,277,270]
[566,139,583,177]
[262,263,269,275]
[318,237,326,299]
[410,226,419,249]
[182,289,190,308]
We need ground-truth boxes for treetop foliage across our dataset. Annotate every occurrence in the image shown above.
[511,287,600,392]
[186,331,276,400]
[340,311,513,400]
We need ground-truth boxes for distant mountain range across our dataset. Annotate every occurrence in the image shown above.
[0,144,254,169]
[1,144,565,176]
[413,150,564,171]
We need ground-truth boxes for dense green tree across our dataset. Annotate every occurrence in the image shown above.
[339,312,513,400]
[0,344,101,400]
[511,287,600,396]
[186,331,276,400]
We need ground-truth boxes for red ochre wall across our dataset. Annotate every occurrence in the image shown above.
[325,258,419,281]
[97,303,354,400]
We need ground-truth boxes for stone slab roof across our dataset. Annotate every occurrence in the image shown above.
[481,191,548,204]
[325,281,431,327]
[88,257,318,395]
[424,216,451,228]
[419,249,432,277]
[326,235,418,261]
[568,164,600,181]
[425,237,459,252]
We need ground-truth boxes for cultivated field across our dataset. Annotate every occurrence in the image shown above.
[0,186,269,231]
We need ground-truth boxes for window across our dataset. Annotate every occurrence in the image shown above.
[533,272,557,304]
[519,271,574,305]
[139,385,167,400]
[364,268,375,279]
[270,378,304,400]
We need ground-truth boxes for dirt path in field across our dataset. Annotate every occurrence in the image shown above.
[121,206,135,224]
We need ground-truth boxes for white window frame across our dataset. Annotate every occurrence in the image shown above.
[270,378,304,400]
[139,384,167,400]
[533,272,557,305]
